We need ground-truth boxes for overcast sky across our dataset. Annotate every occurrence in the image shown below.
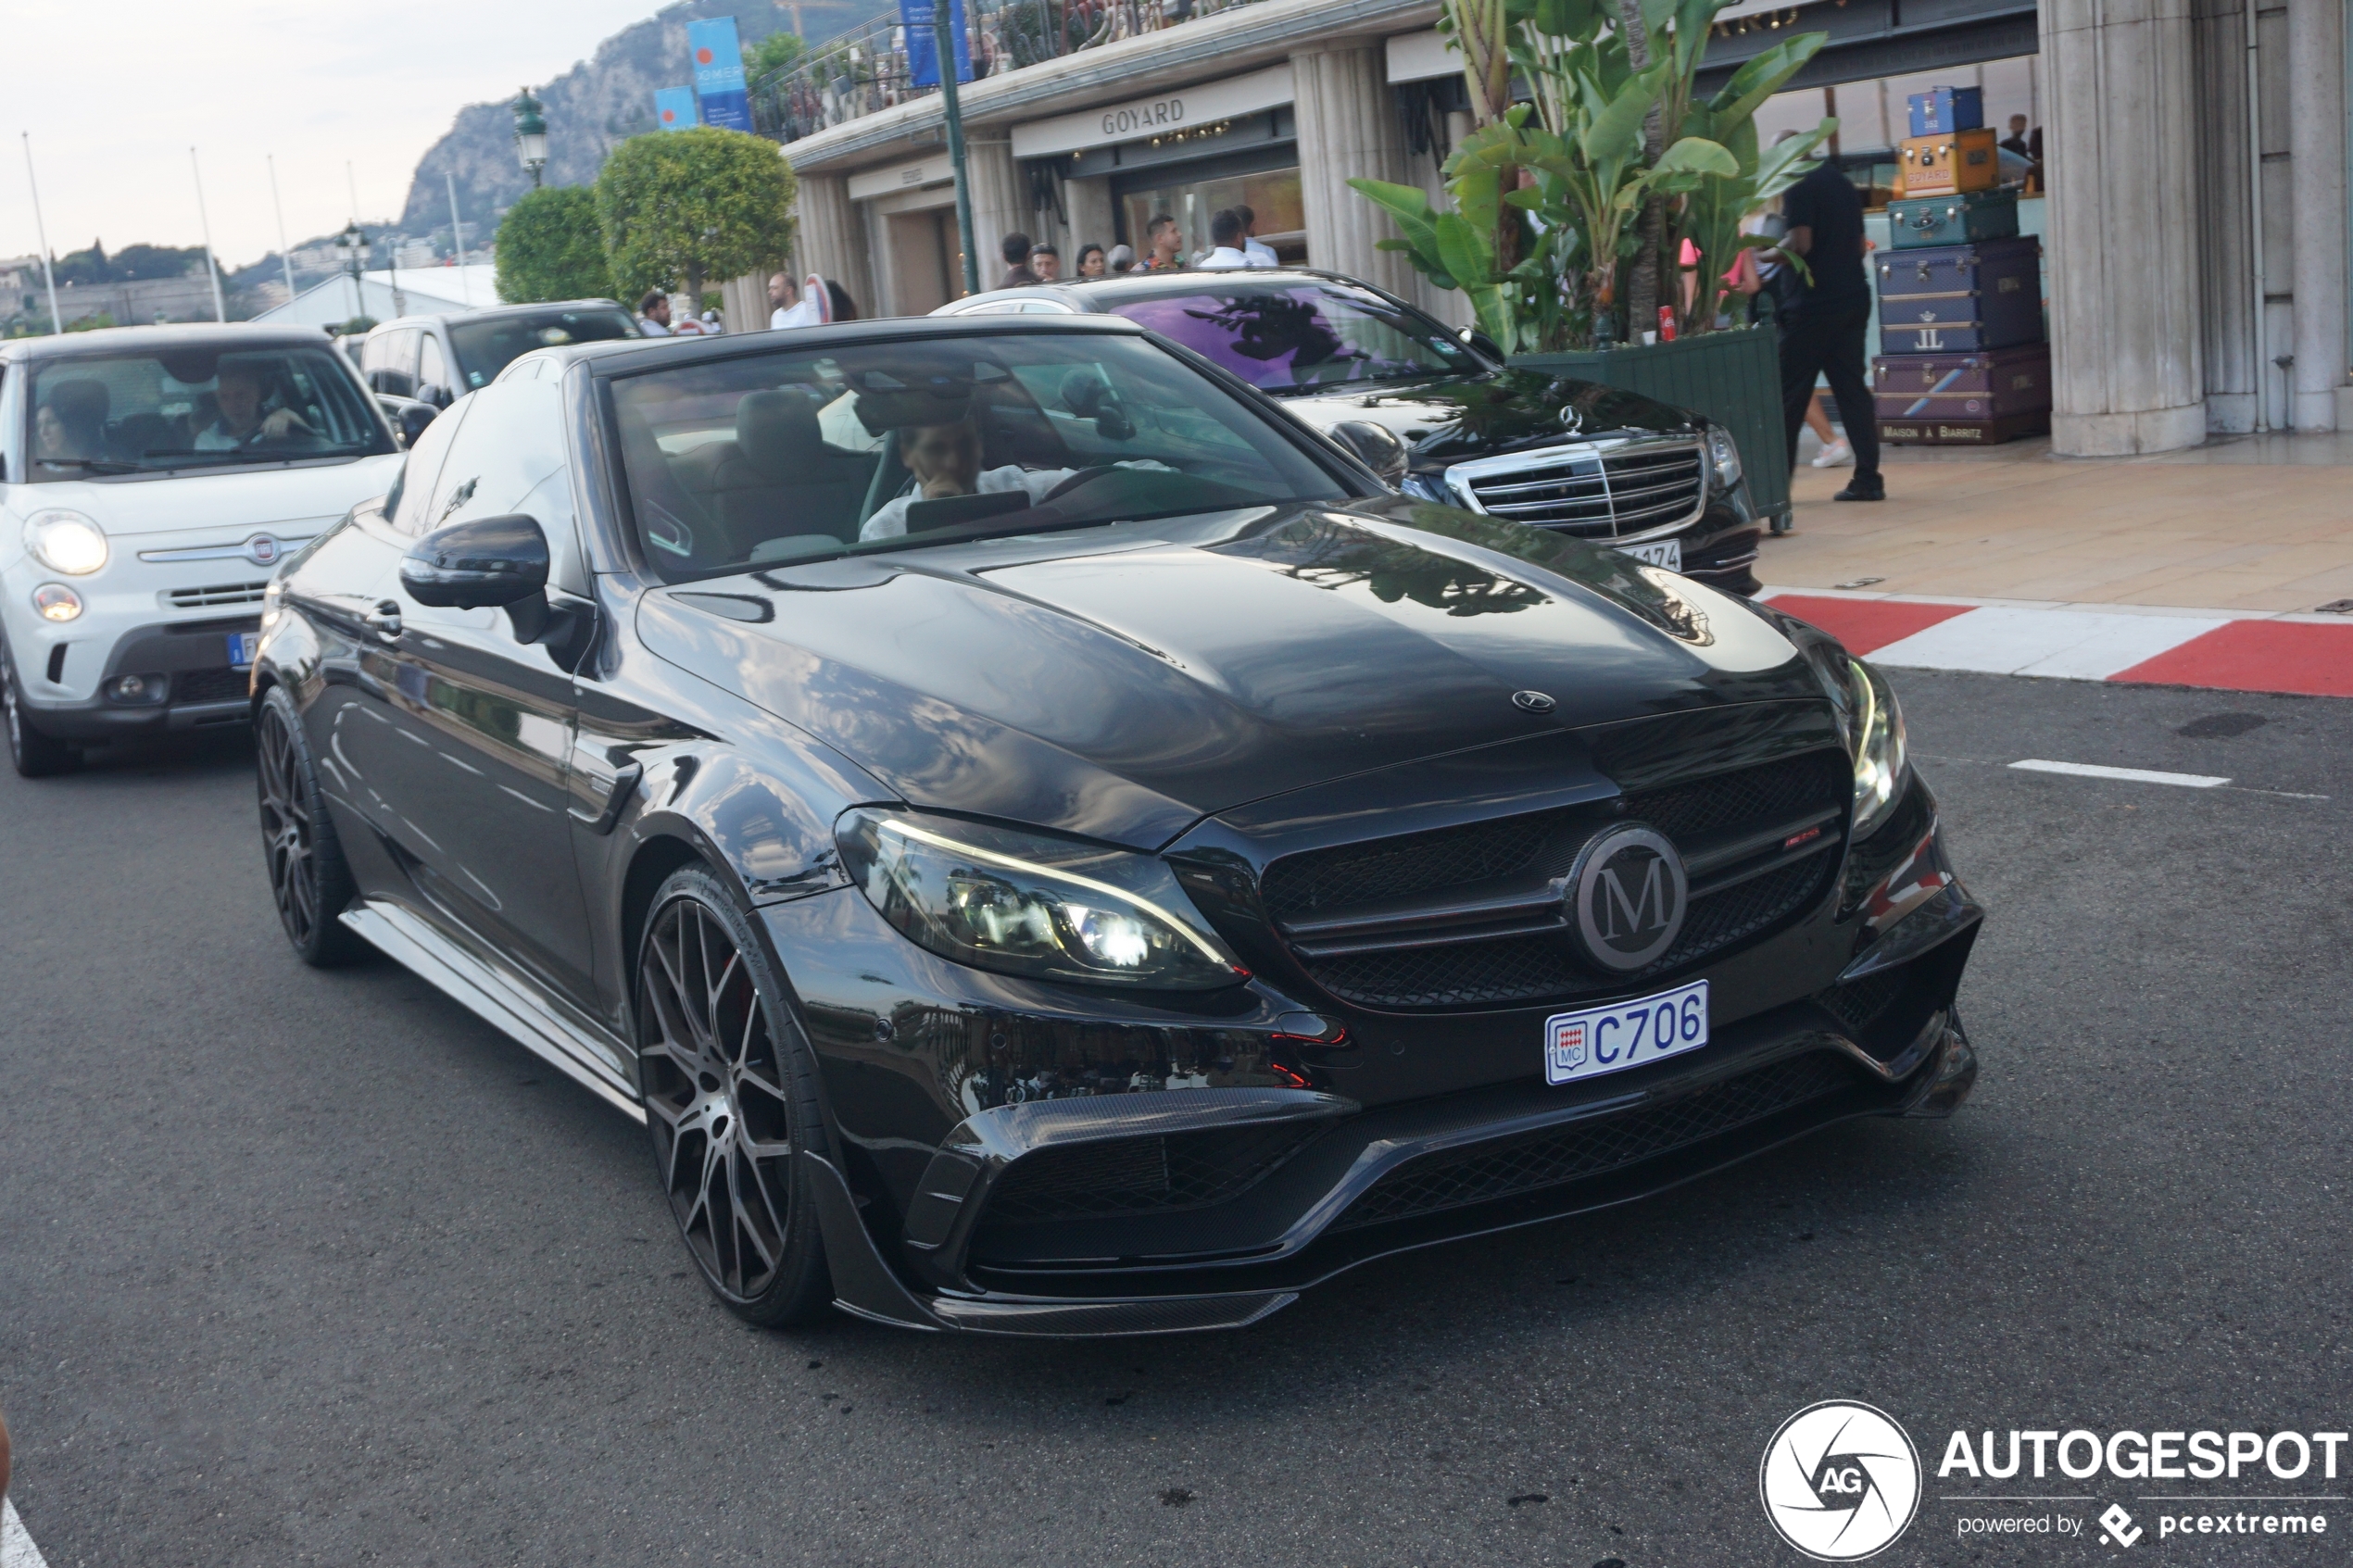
[6,0,671,268]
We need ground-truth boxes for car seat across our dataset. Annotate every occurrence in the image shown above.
[691,390,875,550]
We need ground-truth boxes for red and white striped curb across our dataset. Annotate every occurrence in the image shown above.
[1755,588,2353,699]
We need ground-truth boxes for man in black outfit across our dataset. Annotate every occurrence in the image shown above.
[1778,155,1882,502]
[999,232,1038,289]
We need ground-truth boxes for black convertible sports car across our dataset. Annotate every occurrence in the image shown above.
[254,315,1980,1337]
[936,269,1766,594]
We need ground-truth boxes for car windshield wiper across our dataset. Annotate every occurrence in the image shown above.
[34,457,142,474]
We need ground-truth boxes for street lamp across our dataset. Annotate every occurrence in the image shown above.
[336,220,368,322]
[512,89,549,188]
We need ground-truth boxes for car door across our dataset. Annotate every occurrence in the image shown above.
[415,331,454,408]
[356,381,598,1002]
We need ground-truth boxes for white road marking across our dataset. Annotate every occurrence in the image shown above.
[1866,606,2228,679]
[1,1499,51,1568]
[2009,759,2233,788]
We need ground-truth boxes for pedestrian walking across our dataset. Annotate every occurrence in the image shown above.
[1104,244,1137,275]
[1143,214,1185,271]
[999,232,1038,289]
[1028,244,1062,282]
[1774,155,1881,502]
[635,290,673,336]
[1075,243,1108,279]
[1199,209,1252,270]
[769,270,822,328]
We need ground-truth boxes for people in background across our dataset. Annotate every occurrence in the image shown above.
[1075,243,1108,280]
[1235,204,1279,268]
[1199,209,1253,270]
[1105,244,1137,275]
[1999,114,2031,157]
[635,290,673,336]
[822,279,861,322]
[1000,232,1038,288]
[1029,244,1062,282]
[1773,148,1881,502]
[1144,214,1185,271]
[770,271,822,329]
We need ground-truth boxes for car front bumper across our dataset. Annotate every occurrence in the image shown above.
[761,778,1982,1337]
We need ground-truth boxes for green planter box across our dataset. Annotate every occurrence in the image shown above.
[1511,325,1792,532]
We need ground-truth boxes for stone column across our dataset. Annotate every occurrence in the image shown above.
[790,172,875,319]
[1065,175,1116,258]
[2289,0,2349,429]
[2042,0,2207,455]
[1290,42,1414,296]
[966,140,1028,293]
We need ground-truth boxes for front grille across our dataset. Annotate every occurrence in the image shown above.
[1262,750,1849,1011]
[1459,442,1705,537]
[170,667,249,705]
[979,1122,1323,1225]
[1332,1053,1861,1230]
[167,582,269,608]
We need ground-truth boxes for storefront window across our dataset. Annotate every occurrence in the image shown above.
[1119,169,1305,265]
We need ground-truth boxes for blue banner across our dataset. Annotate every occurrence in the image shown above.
[687,17,753,132]
[900,0,973,89]
[654,85,698,131]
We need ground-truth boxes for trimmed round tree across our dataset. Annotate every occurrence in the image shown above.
[495,185,614,304]
[594,127,797,305]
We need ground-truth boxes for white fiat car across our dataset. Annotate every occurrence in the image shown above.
[0,325,404,775]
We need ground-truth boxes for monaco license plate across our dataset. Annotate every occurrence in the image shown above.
[1544,979,1709,1087]
[1615,537,1682,571]
[227,632,260,669]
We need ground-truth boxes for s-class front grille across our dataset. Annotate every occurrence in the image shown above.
[1259,749,1850,1012]
[1453,441,1705,537]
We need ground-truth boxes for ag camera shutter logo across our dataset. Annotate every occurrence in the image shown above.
[1760,1400,1922,1560]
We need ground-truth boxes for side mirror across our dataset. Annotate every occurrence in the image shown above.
[1329,420,1409,488]
[375,394,436,447]
[400,514,548,609]
[1463,330,1505,363]
[417,382,453,409]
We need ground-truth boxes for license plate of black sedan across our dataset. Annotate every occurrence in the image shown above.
[1614,538,1681,571]
[1544,979,1709,1086]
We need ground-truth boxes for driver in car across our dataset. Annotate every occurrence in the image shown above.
[195,359,315,451]
[859,418,1071,541]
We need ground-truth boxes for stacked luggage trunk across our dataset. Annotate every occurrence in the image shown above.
[1873,90,2050,445]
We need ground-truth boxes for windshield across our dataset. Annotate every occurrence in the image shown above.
[609,332,1351,581]
[1099,281,1479,394]
[28,345,394,479]
[449,307,638,388]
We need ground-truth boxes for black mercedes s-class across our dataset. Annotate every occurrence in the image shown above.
[936,269,1765,594]
[253,314,1980,1337]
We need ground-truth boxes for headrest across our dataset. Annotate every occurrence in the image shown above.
[735,389,825,479]
[46,379,109,427]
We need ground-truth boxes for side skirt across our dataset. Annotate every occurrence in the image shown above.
[341,900,644,1123]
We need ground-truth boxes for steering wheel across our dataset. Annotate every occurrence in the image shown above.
[1042,466,1121,504]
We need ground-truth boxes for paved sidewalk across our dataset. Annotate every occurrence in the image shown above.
[1768,432,2353,615]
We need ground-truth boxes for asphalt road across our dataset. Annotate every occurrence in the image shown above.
[2,671,2347,1568]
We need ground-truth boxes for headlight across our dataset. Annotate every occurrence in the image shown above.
[24,509,109,575]
[836,809,1247,989]
[1843,657,1908,835]
[1705,425,1743,490]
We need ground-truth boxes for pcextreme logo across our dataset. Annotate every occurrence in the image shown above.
[1761,1400,1924,1561]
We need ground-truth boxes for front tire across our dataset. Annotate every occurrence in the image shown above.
[256,685,367,966]
[636,866,834,1327]
[2,636,81,778]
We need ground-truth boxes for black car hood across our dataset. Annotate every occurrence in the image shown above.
[634,501,1818,850]
[1278,369,1698,471]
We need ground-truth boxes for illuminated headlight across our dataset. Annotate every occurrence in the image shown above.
[1842,657,1908,835]
[24,509,108,575]
[32,583,82,621]
[1705,425,1743,490]
[262,576,286,629]
[836,809,1247,989]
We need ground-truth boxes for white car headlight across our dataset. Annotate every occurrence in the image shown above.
[25,509,109,576]
[1705,425,1743,490]
[1843,657,1908,835]
[836,809,1247,989]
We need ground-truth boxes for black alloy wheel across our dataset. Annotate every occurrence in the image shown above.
[2,636,81,778]
[256,685,366,966]
[636,866,833,1325]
